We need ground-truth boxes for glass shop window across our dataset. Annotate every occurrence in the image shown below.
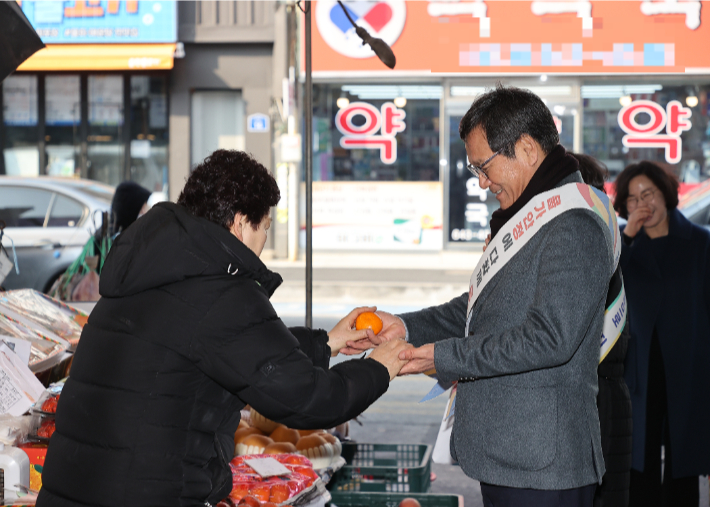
[3,75,40,176]
[312,84,441,181]
[130,76,169,196]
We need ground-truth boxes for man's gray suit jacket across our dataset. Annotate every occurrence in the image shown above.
[399,172,615,490]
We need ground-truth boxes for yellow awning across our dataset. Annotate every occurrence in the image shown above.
[17,44,176,71]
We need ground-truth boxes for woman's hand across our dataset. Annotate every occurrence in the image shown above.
[343,311,407,353]
[328,306,377,357]
[624,206,653,238]
[368,339,413,381]
[482,233,491,252]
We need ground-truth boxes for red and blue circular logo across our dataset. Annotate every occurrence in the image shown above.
[316,1,406,59]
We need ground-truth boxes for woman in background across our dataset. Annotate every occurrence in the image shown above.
[614,161,710,507]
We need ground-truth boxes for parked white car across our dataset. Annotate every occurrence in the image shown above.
[0,176,114,292]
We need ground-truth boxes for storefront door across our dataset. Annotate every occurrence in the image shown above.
[444,83,581,248]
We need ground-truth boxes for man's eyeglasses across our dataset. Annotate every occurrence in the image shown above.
[626,188,657,210]
[467,150,502,180]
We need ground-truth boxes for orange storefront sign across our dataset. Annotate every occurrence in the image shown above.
[17,44,176,71]
[313,1,710,75]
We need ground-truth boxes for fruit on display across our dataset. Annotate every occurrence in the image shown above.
[355,311,383,334]
[38,419,56,439]
[263,442,297,454]
[228,453,316,505]
[234,427,264,445]
[398,498,422,507]
[41,394,60,413]
[295,429,324,437]
[319,432,343,457]
[295,434,335,470]
[236,412,342,469]
[269,425,300,445]
[236,434,273,456]
[237,496,261,507]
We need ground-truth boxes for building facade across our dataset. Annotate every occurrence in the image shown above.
[307,0,710,252]
[3,1,710,257]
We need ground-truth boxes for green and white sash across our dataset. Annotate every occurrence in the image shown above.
[432,182,625,464]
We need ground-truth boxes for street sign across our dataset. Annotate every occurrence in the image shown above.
[247,113,270,133]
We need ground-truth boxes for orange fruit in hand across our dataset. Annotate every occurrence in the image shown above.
[355,311,383,334]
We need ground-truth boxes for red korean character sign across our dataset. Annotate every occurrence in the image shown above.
[618,100,692,164]
[335,102,406,164]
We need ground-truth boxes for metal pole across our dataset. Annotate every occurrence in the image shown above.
[304,1,313,328]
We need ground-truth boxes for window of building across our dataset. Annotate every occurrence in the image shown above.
[1,73,169,197]
[45,75,81,178]
[191,90,245,167]
[130,76,169,195]
[582,83,710,182]
[312,84,441,181]
[2,75,40,176]
[87,75,124,186]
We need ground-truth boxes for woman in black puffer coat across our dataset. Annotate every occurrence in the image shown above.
[574,153,633,507]
[37,150,411,507]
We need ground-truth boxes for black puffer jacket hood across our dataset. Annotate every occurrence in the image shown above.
[100,202,282,299]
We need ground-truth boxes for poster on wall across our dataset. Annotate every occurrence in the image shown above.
[299,182,443,250]
[21,0,177,44]
[2,76,38,126]
[312,1,710,75]
[89,75,123,126]
[45,75,80,126]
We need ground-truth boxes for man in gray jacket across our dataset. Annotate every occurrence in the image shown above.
[348,86,617,507]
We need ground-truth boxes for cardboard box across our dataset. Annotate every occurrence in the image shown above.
[19,442,48,492]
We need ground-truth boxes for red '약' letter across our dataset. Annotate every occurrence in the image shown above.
[665,100,692,136]
[623,135,681,164]
[381,103,406,137]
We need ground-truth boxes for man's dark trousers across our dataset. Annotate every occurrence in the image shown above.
[481,483,597,507]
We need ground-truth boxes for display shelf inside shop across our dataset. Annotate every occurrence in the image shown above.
[328,491,463,507]
[328,443,432,493]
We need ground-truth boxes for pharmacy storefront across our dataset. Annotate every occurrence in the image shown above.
[309,0,710,250]
[1,0,176,196]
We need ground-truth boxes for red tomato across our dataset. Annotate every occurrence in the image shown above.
[229,483,250,501]
[249,484,270,503]
[283,454,310,466]
[399,498,422,507]
[237,495,260,507]
[41,395,59,413]
[37,419,56,439]
[269,483,290,503]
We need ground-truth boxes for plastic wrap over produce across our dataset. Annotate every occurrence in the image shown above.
[226,453,322,506]
[0,289,87,349]
[0,314,66,372]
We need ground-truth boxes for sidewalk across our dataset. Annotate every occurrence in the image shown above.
[264,250,483,316]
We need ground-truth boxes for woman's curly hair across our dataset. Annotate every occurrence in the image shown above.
[613,161,679,219]
[177,150,280,230]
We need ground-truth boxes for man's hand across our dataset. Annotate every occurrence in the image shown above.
[342,311,407,354]
[482,233,491,252]
[624,206,653,238]
[398,343,435,376]
[328,306,377,357]
[369,339,413,381]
